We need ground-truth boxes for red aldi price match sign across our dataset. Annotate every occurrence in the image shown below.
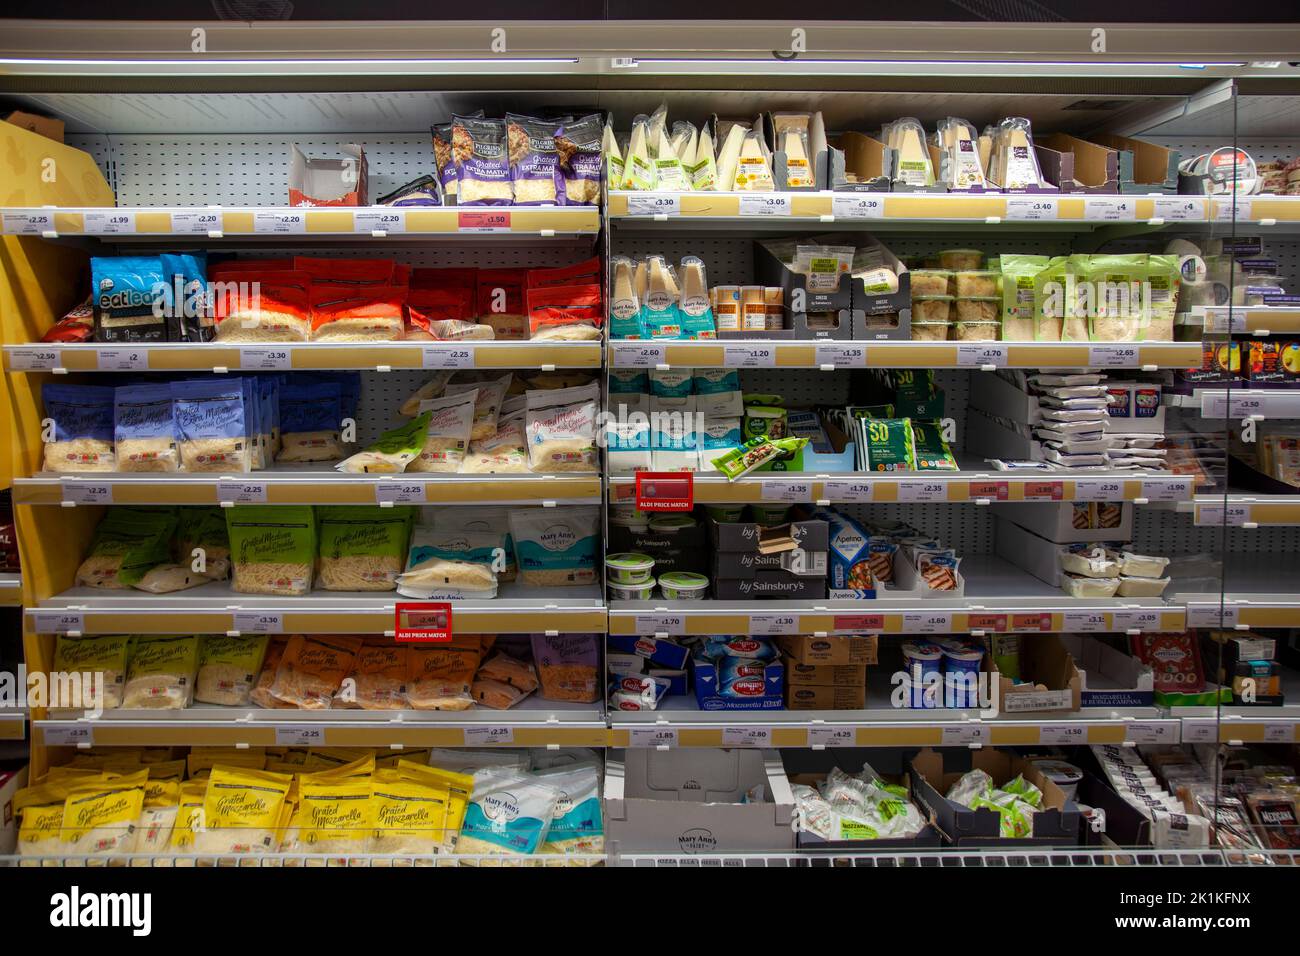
[396,602,453,642]
[635,472,694,512]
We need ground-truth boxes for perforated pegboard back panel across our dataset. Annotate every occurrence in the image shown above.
[1144,137,1300,166]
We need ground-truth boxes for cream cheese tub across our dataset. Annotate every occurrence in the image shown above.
[606,552,655,585]
[658,571,709,599]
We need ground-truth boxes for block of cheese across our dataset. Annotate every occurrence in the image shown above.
[992,116,1048,190]
[889,117,935,187]
[939,116,986,189]
[686,122,719,191]
[715,123,748,195]
[603,123,625,188]
[654,125,691,191]
[621,116,655,190]
[732,129,775,191]
[773,112,815,189]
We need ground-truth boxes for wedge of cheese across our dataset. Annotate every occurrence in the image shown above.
[603,123,625,189]
[715,123,748,194]
[733,130,775,191]
[654,125,691,191]
[891,118,934,187]
[621,118,655,191]
[940,117,985,189]
[686,123,719,191]
[994,117,1046,190]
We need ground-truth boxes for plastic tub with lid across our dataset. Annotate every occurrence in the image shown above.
[658,571,710,600]
[606,552,655,585]
[901,640,944,709]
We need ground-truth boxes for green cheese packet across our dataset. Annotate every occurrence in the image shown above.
[860,418,916,472]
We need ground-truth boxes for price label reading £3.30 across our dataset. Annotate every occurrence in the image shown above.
[831,194,884,219]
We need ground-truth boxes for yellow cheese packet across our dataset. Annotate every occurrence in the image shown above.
[299,778,373,854]
[301,752,376,780]
[61,769,148,855]
[168,780,207,853]
[370,775,449,855]
[15,783,71,857]
[397,760,472,853]
[197,766,293,855]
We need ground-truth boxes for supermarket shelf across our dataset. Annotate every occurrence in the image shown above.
[36,698,607,749]
[13,471,601,507]
[608,192,1300,231]
[616,848,1233,867]
[609,696,1176,748]
[0,573,21,607]
[1168,389,1300,419]
[1188,305,1300,335]
[609,339,1200,371]
[4,340,602,373]
[1177,553,1300,630]
[1175,670,1300,746]
[609,556,1184,636]
[0,711,26,742]
[26,581,607,635]
[0,205,601,239]
[607,469,1191,506]
[1185,494,1300,527]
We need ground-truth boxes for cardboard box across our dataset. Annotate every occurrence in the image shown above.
[647,667,688,696]
[4,110,64,143]
[783,753,943,849]
[0,765,30,855]
[289,143,368,206]
[829,131,892,192]
[997,636,1082,714]
[609,522,709,576]
[1037,133,1119,193]
[777,635,878,666]
[712,549,828,579]
[993,501,1132,544]
[1089,134,1180,194]
[709,515,829,554]
[712,571,827,601]
[909,748,1082,846]
[765,111,831,191]
[1059,633,1154,708]
[785,683,866,709]
[892,548,966,598]
[783,659,868,687]
[604,748,795,853]
[691,653,784,710]
[607,635,690,670]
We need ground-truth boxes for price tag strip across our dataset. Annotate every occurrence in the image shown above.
[749,614,799,635]
[633,614,686,636]
[628,726,679,748]
[1039,722,1088,746]
[611,343,667,368]
[723,344,776,368]
[626,194,681,217]
[464,725,515,746]
[355,208,406,233]
[761,480,811,503]
[276,725,326,747]
[33,611,85,634]
[941,723,987,746]
[422,346,475,369]
[232,611,284,634]
[217,481,268,504]
[63,481,113,505]
[44,725,95,748]
[822,480,874,503]
[738,195,792,217]
[814,343,866,368]
[1005,197,1058,221]
[722,726,773,747]
[831,194,884,219]
[376,481,427,505]
[241,347,292,371]
[902,611,953,634]
[253,210,306,234]
[808,725,856,748]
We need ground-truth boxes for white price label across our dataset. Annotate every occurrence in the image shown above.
[1004,197,1058,221]
[897,480,948,503]
[354,208,406,233]
[1112,609,1162,633]
[1153,197,1204,221]
[1202,308,1245,334]
[232,611,283,634]
[1140,478,1188,502]
[217,481,268,504]
[738,194,791,217]
[1084,196,1136,222]
[1183,722,1217,743]
[1038,722,1088,745]
[941,723,987,746]
[831,194,884,219]
[956,344,1008,368]
[610,343,667,368]
[626,194,681,217]
[63,481,113,505]
[814,343,866,368]
[749,613,799,635]
[723,344,776,368]
[1126,722,1175,744]
[822,480,874,502]
[84,210,137,234]
[170,209,222,234]
[3,210,55,234]
[1186,603,1240,629]
[761,481,811,503]
[1063,610,1110,632]
[376,482,426,505]
[96,348,149,371]
[275,725,325,747]
[33,611,84,634]
[422,346,475,369]
[1196,503,1251,526]
[1074,479,1125,502]
[1088,344,1140,368]
[44,725,95,747]
[1213,197,1253,222]
[722,726,772,747]
[629,726,679,748]
[241,347,292,370]
[1263,723,1295,743]
[465,725,516,746]
[254,210,307,234]
[903,611,952,634]
[633,615,686,635]
[808,725,856,748]
[1202,392,1269,418]
[8,347,60,370]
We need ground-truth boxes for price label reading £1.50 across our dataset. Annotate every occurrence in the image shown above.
[1039,723,1087,746]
